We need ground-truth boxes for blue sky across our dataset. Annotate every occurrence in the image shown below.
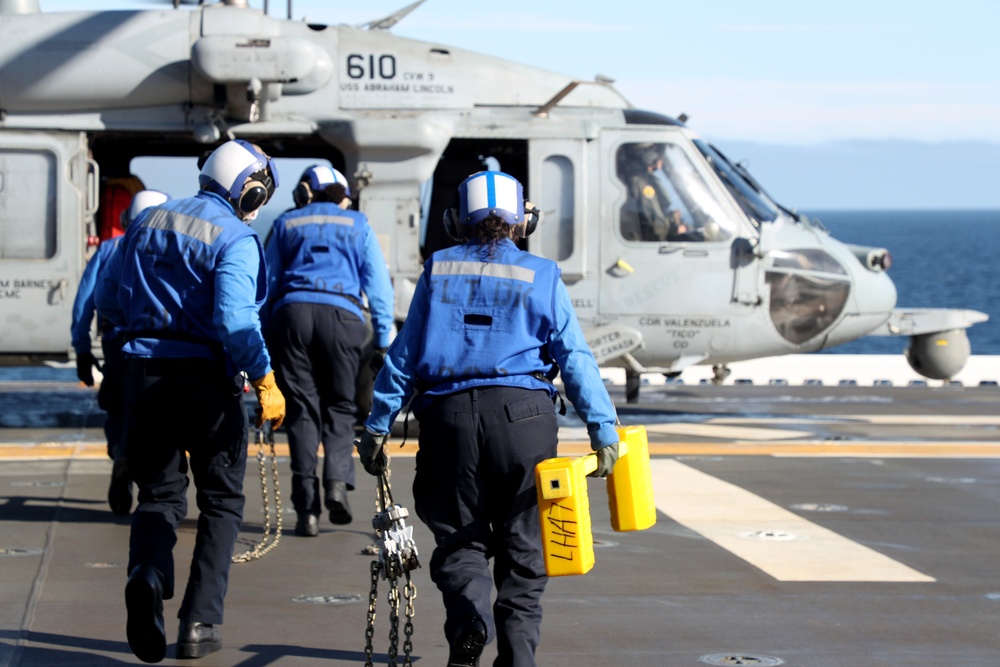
[362,0,1000,147]
[40,0,1000,208]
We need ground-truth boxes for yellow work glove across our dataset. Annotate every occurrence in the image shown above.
[250,371,286,430]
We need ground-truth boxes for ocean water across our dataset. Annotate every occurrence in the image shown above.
[804,209,1000,355]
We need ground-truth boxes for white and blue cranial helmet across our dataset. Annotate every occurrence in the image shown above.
[293,164,351,207]
[122,189,170,228]
[301,164,350,196]
[198,139,279,213]
[458,170,524,226]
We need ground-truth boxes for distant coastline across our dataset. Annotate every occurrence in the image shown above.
[714,139,1000,210]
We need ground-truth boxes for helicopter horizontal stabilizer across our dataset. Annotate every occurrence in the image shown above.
[870,308,989,337]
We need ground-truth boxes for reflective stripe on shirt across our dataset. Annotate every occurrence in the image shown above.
[432,260,535,284]
[144,208,223,245]
[284,214,356,230]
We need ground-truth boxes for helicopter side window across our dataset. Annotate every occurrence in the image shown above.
[538,155,574,261]
[617,142,733,244]
[0,149,57,259]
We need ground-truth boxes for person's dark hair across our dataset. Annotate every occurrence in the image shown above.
[316,182,349,204]
[465,213,518,258]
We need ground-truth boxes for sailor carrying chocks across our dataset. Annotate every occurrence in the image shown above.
[357,169,619,667]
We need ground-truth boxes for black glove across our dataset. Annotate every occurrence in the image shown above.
[588,442,619,478]
[76,351,101,387]
[356,429,388,476]
[369,347,388,376]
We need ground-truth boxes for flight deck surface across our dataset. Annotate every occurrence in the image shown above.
[1,380,999,666]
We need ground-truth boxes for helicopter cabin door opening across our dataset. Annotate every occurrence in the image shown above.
[0,130,96,357]
[421,139,528,260]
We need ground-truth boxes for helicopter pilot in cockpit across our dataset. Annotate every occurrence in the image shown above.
[619,143,688,242]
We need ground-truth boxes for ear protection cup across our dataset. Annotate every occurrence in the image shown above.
[293,181,313,209]
[522,204,541,237]
[199,141,279,209]
[443,207,463,241]
[238,179,268,213]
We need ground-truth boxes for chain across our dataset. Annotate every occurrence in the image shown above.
[232,427,282,563]
[364,560,379,667]
[387,580,400,665]
[376,465,391,513]
[402,573,416,666]
[364,465,419,666]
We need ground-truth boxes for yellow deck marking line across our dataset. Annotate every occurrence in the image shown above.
[651,459,936,582]
[4,440,1000,460]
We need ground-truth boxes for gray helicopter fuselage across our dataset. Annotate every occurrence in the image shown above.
[0,5,986,383]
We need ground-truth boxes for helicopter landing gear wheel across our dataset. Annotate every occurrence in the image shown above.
[625,371,641,404]
[711,364,731,386]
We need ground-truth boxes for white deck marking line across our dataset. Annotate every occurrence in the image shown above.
[715,415,1000,426]
[644,423,814,441]
[651,459,936,582]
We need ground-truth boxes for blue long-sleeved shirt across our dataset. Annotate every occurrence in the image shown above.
[365,268,618,450]
[70,237,122,355]
[264,203,394,349]
[94,192,272,380]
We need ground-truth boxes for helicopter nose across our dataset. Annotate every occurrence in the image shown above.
[826,261,898,347]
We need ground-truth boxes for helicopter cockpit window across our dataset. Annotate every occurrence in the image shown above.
[617,142,733,244]
[693,140,779,226]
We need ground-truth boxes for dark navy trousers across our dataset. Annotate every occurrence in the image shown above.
[98,335,126,462]
[270,302,365,515]
[123,358,247,625]
[414,386,558,667]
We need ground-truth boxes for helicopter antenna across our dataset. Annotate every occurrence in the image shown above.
[357,0,427,30]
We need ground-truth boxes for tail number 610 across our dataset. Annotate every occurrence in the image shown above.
[346,54,397,80]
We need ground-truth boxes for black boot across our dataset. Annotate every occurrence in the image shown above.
[448,616,487,667]
[325,480,352,525]
[108,458,133,516]
[125,565,166,663]
[176,621,222,659]
[295,512,319,537]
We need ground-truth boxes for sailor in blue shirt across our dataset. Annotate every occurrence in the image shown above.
[265,165,394,536]
[357,171,619,667]
[94,140,286,663]
[71,189,169,516]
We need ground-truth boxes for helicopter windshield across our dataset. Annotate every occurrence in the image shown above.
[617,142,734,243]
[693,140,780,225]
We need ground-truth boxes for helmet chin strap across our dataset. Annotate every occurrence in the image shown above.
[241,208,260,224]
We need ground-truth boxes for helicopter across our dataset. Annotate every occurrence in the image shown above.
[0,0,987,402]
